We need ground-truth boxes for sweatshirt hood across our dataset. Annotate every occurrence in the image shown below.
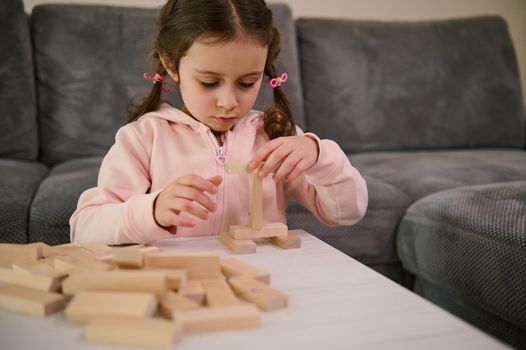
[139,103,263,134]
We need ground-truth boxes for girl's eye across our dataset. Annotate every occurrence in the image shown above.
[200,81,219,88]
[239,82,255,89]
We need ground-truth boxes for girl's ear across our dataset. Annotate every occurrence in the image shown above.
[159,54,179,82]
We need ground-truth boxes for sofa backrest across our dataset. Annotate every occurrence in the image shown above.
[31,3,303,166]
[0,0,39,161]
[297,16,525,153]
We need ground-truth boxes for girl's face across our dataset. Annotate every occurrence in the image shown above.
[165,36,268,132]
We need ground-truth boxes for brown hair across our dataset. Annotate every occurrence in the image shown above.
[127,0,296,139]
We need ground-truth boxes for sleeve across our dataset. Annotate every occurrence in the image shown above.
[285,129,368,227]
[69,124,174,245]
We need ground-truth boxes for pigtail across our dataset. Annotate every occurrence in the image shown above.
[127,60,167,123]
[263,63,296,139]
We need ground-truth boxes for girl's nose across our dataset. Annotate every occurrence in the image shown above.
[217,88,239,111]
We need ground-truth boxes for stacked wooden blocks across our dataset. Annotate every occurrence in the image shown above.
[221,163,301,254]
[0,242,288,349]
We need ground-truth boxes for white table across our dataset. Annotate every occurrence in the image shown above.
[0,230,508,349]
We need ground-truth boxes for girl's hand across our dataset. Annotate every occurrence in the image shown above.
[248,136,319,183]
[154,174,222,228]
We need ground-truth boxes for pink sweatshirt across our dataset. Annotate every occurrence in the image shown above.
[70,104,368,245]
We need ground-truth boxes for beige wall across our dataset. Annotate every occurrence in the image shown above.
[24,0,526,101]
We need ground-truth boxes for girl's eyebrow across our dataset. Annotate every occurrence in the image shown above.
[194,69,263,77]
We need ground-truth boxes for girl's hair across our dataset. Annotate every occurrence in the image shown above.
[127,0,296,139]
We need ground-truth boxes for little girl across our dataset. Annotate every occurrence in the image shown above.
[70,0,368,244]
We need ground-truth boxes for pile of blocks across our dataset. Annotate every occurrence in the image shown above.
[0,242,288,349]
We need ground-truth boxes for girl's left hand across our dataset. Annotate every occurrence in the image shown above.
[248,136,319,183]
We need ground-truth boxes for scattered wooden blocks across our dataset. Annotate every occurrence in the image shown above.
[0,241,290,349]
[0,284,65,317]
[65,290,157,323]
[85,318,183,349]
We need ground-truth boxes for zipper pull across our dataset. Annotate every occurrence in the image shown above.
[216,146,227,166]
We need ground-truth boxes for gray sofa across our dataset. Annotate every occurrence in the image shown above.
[1,0,525,347]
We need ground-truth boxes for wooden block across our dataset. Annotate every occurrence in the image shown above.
[85,318,183,350]
[65,290,157,323]
[112,246,161,268]
[267,233,301,249]
[248,172,263,229]
[145,252,221,279]
[0,243,42,268]
[220,258,270,284]
[113,249,143,268]
[160,291,200,319]
[202,279,239,307]
[229,276,288,311]
[0,284,65,317]
[62,270,168,301]
[0,269,63,292]
[219,232,256,254]
[81,243,114,258]
[179,280,205,304]
[225,162,250,174]
[51,243,94,259]
[12,260,68,280]
[229,223,288,240]
[174,304,260,334]
[144,268,187,290]
[54,255,113,273]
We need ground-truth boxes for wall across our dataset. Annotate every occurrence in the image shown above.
[23,0,526,102]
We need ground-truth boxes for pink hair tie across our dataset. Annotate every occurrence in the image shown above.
[143,73,172,92]
[269,72,288,88]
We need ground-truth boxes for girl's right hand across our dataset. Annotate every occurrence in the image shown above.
[154,174,222,229]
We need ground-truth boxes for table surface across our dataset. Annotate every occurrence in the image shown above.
[0,230,508,350]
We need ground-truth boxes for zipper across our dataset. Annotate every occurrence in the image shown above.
[208,130,227,166]
[208,129,226,235]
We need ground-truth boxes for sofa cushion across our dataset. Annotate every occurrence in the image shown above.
[31,4,303,166]
[28,157,102,244]
[297,16,525,153]
[0,159,48,243]
[351,149,526,201]
[397,181,526,347]
[0,0,38,160]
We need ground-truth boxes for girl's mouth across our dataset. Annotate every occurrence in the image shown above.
[215,116,236,124]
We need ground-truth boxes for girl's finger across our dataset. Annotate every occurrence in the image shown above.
[177,174,218,194]
[165,211,196,227]
[273,153,301,181]
[207,175,223,186]
[284,159,311,183]
[259,144,292,178]
[173,185,217,213]
[249,138,283,170]
[173,198,210,220]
